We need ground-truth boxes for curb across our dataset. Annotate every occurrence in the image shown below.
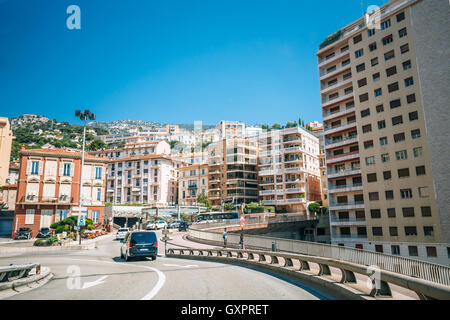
[0,267,53,299]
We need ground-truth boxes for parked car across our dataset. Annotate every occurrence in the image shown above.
[168,221,181,229]
[178,221,189,232]
[156,220,167,230]
[116,228,130,240]
[146,222,156,230]
[120,231,158,261]
[36,227,51,238]
[15,227,32,240]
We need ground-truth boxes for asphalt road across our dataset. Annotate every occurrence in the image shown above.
[1,230,336,300]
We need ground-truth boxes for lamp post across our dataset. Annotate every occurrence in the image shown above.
[75,110,96,244]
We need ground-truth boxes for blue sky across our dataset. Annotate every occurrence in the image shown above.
[0,0,387,126]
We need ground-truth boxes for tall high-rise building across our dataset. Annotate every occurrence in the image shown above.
[317,0,449,264]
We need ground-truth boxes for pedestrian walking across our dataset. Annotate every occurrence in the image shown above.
[222,228,228,247]
[239,229,244,249]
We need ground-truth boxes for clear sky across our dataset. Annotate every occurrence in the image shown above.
[0,0,387,126]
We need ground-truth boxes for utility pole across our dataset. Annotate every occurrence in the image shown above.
[75,110,96,245]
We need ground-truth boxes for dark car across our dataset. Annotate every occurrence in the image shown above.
[178,221,189,232]
[15,227,32,240]
[120,231,158,262]
[37,227,51,238]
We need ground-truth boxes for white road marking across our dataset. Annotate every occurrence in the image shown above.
[82,275,108,289]
[163,264,199,268]
[63,258,166,300]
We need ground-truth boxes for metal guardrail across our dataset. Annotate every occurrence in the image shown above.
[188,223,450,287]
[167,248,450,300]
[0,264,41,283]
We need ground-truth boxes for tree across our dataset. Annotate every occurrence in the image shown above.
[224,203,235,211]
[197,193,211,208]
[308,202,321,214]
[271,123,281,130]
[88,139,106,151]
[286,121,297,128]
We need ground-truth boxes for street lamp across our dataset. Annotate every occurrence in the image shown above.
[75,110,96,244]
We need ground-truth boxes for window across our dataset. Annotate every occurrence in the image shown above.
[396,150,408,160]
[383,171,392,180]
[381,19,391,30]
[356,63,366,72]
[378,120,386,129]
[381,153,390,163]
[400,189,413,199]
[391,245,400,255]
[411,129,421,139]
[374,88,382,97]
[396,12,405,22]
[426,247,437,258]
[407,94,416,104]
[369,42,377,51]
[96,188,101,201]
[95,167,102,179]
[380,137,388,146]
[400,44,410,54]
[390,99,401,109]
[375,245,383,253]
[405,226,417,236]
[414,147,423,158]
[369,192,379,201]
[376,104,384,113]
[355,49,364,58]
[385,65,397,77]
[63,163,71,177]
[359,93,369,103]
[31,161,39,175]
[392,115,403,126]
[371,209,381,219]
[387,208,396,218]
[353,34,362,44]
[421,206,432,217]
[359,110,371,120]
[367,173,377,182]
[389,227,398,237]
[372,73,381,82]
[424,226,434,237]
[362,124,372,133]
[405,77,414,87]
[368,29,376,37]
[25,209,35,225]
[394,132,405,143]
[419,186,429,198]
[398,168,410,178]
[372,227,383,236]
[409,111,419,121]
[385,190,394,200]
[402,207,415,217]
[384,50,395,61]
[371,57,379,66]
[364,140,374,149]
[382,34,393,45]
[388,82,399,92]
[358,78,367,88]
[365,156,376,166]
[408,246,418,257]
[416,165,426,176]
[399,28,407,38]
[403,60,412,70]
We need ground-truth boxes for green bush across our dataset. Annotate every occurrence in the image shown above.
[33,236,59,247]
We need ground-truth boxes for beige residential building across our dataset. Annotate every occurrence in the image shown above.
[178,164,209,205]
[207,137,259,208]
[0,117,13,186]
[317,0,449,264]
[258,127,322,213]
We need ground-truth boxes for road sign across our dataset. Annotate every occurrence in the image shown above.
[240,216,246,228]
[78,218,85,226]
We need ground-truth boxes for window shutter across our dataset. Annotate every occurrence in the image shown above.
[26,160,32,175]
[100,188,104,203]
[38,161,43,175]
[101,166,105,180]
[59,162,64,177]
[70,163,74,177]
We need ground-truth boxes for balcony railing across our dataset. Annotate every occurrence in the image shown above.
[328,183,363,190]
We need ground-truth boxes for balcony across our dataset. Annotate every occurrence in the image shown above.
[323,120,357,135]
[331,234,368,241]
[328,183,363,194]
[329,201,365,211]
[326,150,360,164]
[322,104,355,121]
[321,91,354,108]
[285,187,305,194]
[318,47,350,68]
[18,196,74,205]
[327,167,361,179]
[259,168,283,176]
[320,77,353,95]
[325,135,359,150]
[330,217,367,226]
[259,190,275,196]
[262,198,306,205]
[319,63,351,81]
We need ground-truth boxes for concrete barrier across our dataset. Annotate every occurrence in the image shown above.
[167,248,450,300]
[0,264,53,299]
